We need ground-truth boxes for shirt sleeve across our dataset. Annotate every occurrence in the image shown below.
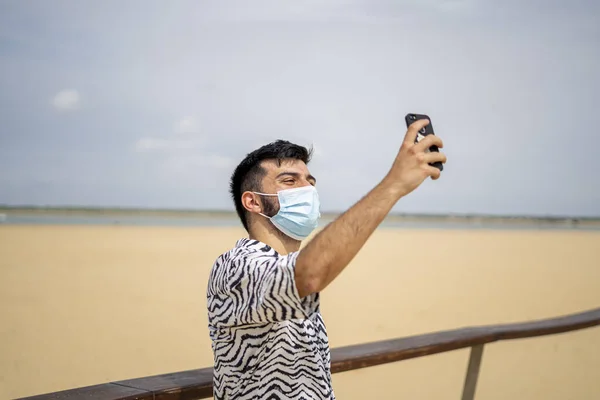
[226,250,308,325]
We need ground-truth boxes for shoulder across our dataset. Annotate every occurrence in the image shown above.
[207,239,289,292]
[216,238,298,268]
[207,239,301,290]
[213,239,279,269]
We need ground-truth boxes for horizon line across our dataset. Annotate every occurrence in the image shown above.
[0,204,599,220]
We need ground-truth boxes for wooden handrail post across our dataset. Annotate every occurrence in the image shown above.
[461,344,484,400]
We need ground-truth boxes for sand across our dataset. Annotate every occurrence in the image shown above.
[1,224,599,399]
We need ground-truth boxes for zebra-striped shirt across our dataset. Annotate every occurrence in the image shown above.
[207,238,335,399]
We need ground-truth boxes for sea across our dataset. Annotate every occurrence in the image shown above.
[1,211,599,231]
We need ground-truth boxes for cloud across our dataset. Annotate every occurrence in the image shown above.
[134,137,201,152]
[205,155,235,169]
[51,89,80,111]
[162,154,236,178]
[188,0,482,23]
[134,138,172,152]
[134,113,232,178]
[435,0,475,12]
[134,116,204,152]
[175,116,200,134]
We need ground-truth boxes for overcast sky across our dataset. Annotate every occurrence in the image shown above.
[1,0,598,216]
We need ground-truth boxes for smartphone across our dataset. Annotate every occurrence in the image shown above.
[405,113,443,171]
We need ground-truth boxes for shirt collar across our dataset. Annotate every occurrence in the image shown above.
[236,238,277,254]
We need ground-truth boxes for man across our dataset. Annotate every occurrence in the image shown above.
[207,119,446,399]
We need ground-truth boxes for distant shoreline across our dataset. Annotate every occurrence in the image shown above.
[1,205,599,226]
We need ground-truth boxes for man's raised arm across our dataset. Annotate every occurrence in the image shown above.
[294,119,447,298]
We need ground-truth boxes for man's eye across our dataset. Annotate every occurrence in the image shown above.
[284,180,295,184]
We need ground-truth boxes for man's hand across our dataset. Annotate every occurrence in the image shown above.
[385,119,446,197]
[294,118,447,298]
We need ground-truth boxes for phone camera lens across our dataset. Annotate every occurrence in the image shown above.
[410,115,416,120]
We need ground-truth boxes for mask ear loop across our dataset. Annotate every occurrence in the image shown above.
[252,191,278,197]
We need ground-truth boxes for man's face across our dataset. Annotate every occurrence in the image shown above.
[258,159,316,217]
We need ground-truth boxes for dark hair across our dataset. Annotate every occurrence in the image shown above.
[229,140,313,232]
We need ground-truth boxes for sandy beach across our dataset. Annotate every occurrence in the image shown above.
[1,224,599,399]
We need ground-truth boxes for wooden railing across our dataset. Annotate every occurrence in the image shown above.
[18,307,600,400]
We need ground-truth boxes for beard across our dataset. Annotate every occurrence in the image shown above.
[261,195,280,218]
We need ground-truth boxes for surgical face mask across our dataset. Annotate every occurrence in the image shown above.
[254,185,321,240]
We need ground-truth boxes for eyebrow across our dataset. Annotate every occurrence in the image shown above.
[275,171,317,184]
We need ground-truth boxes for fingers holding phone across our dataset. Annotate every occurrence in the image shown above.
[421,152,446,180]
[404,113,444,171]
[415,133,443,154]
[403,118,429,146]
[386,113,447,195]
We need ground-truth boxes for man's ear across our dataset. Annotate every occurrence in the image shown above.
[241,191,262,214]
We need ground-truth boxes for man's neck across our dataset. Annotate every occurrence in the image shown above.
[249,229,301,255]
